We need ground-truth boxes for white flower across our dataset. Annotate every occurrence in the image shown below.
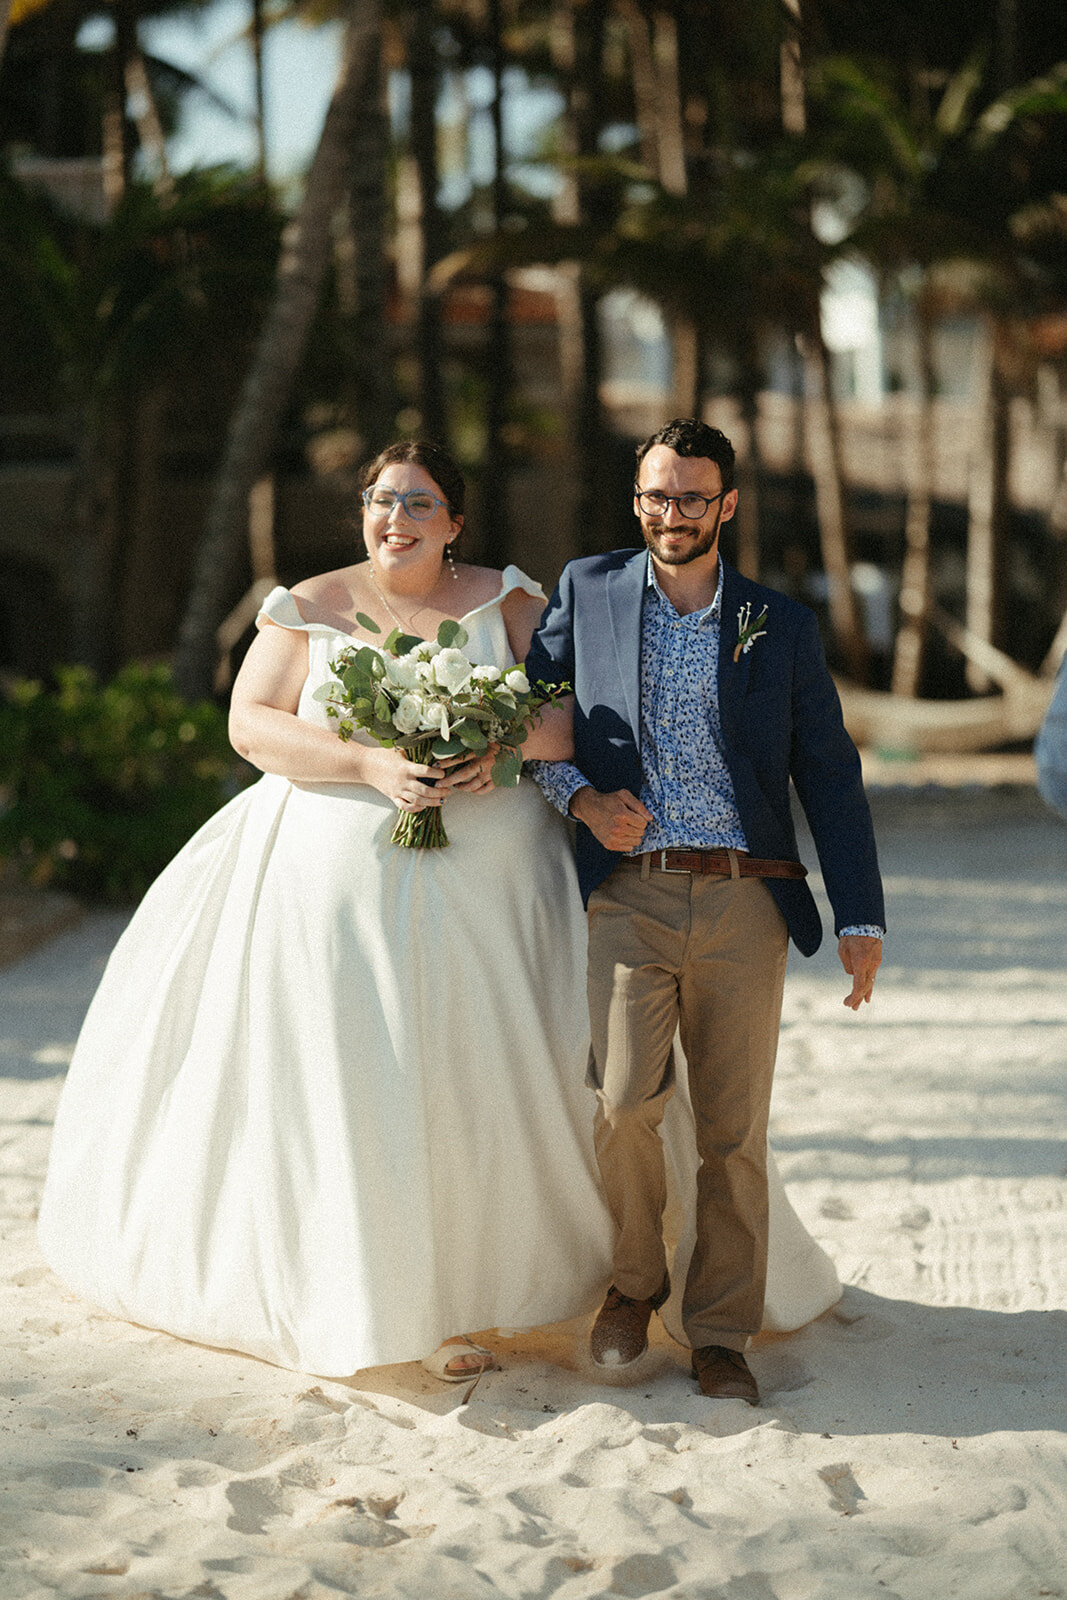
[471,663,503,683]
[392,693,423,734]
[432,647,473,693]
[414,661,434,685]
[383,652,422,691]
[504,668,530,694]
[418,700,449,741]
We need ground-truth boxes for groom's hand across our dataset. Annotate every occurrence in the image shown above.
[570,787,653,853]
[839,934,882,1010]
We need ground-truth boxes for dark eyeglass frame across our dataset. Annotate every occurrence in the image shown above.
[634,487,727,518]
[361,487,450,521]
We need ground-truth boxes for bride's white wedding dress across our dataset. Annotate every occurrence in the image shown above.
[38,567,839,1377]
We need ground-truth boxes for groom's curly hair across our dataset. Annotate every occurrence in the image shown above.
[358,439,466,519]
[635,418,736,492]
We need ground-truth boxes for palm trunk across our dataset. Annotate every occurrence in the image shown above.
[803,324,869,682]
[552,0,610,557]
[735,349,764,580]
[481,0,512,569]
[409,3,447,443]
[125,51,175,200]
[251,0,268,186]
[618,1,699,415]
[346,23,394,457]
[173,0,386,701]
[891,291,937,697]
[965,315,1011,691]
[102,1,139,210]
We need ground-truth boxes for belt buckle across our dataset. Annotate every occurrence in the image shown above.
[658,849,690,874]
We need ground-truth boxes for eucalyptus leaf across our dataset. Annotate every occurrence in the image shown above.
[492,751,523,788]
[431,736,467,759]
[457,723,489,752]
[436,620,468,649]
[373,691,392,722]
[394,632,426,654]
[311,681,341,702]
[355,611,381,634]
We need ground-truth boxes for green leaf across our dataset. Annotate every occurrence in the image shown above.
[355,611,381,634]
[456,722,489,752]
[492,751,523,787]
[383,628,425,655]
[311,681,340,702]
[373,691,392,721]
[431,736,467,759]
[436,620,468,649]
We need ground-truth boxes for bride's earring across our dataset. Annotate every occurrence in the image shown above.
[445,543,458,580]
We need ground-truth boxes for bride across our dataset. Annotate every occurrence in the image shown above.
[37,439,839,1383]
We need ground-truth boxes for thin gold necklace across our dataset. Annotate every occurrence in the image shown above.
[366,562,441,636]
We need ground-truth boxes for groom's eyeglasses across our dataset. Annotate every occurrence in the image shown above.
[635,488,727,519]
[362,487,449,521]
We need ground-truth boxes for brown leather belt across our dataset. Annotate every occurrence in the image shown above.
[629,848,808,881]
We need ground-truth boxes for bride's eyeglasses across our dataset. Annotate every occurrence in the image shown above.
[362,487,449,521]
[635,488,726,518]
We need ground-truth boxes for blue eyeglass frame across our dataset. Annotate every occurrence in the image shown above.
[361,487,450,520]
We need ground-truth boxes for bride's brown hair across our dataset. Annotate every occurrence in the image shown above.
[358,439,466,520]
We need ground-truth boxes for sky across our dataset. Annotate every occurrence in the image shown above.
[135,0,562,196]
[139,0,342,179]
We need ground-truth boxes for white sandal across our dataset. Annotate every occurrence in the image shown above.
[420,1336,500,1383]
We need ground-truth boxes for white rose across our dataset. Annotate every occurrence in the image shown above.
[504,668,530,694]
[414,661,434,684]
[432,647,473,694]
[392,693,423,735]
[418,701,448,738]
[383,653,421,691]
[471,663,502,683]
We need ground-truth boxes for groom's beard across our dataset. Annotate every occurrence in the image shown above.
[641,508,723,566]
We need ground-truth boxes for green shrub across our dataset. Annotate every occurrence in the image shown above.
[0,664,255,903]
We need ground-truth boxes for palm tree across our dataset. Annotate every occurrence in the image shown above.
[173,0,390,702]
[813,53,1067,693]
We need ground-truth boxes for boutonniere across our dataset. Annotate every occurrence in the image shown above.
[733,602,768,662]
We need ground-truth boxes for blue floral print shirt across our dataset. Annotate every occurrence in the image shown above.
[529,554,883,939]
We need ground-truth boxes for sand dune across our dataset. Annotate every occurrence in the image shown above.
[2,788,1065,1599]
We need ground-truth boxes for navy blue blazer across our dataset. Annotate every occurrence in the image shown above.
[526,549,884,956]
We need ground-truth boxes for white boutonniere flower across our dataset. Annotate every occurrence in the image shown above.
[733,602,769,663]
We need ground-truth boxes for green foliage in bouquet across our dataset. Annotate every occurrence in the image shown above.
[0,664,253,902]
[313,615,568,848]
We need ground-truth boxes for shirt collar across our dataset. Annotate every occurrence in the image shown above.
[645,550,723,622]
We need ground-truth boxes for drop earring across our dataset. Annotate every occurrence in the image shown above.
[445,543,458,580]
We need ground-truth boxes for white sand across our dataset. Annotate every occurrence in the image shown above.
[2,788,1065,1599]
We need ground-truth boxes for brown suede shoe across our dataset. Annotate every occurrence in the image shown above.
[590,1274,670,1368]
[691,1344,759,1405]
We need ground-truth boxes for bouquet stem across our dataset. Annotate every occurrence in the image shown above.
[391,739,449,848]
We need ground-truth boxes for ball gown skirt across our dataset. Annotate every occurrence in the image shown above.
[37,569,840,1376]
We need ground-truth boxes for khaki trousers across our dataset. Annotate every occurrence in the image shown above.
[587,861,789,1351]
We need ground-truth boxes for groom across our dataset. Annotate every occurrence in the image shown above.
[526,418,884,1404]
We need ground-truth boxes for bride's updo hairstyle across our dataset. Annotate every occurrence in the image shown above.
[358,439,466,521]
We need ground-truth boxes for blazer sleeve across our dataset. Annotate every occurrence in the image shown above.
[524,564,576,689]
[787,609,885,935]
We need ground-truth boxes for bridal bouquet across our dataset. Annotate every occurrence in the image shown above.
[312,615,567,848]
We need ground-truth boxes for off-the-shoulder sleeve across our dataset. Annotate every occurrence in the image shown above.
[497,564,547,605]
[256,586,309,631]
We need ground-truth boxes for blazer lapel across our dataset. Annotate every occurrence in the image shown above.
[605,550,647,748]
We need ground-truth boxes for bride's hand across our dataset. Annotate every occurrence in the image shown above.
[438,749,498,796]
[363,746,446,812]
